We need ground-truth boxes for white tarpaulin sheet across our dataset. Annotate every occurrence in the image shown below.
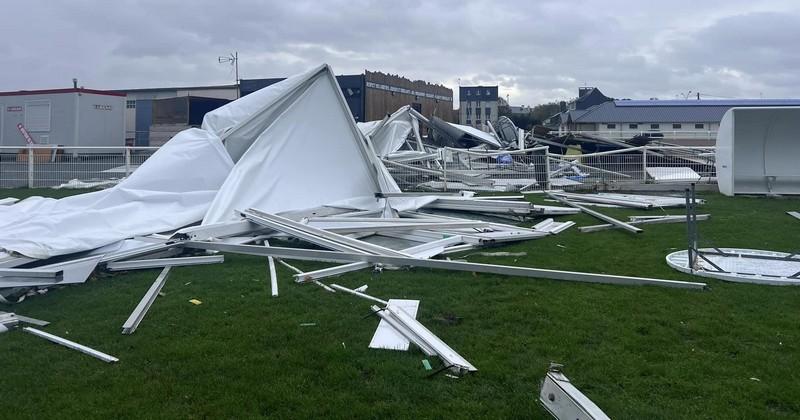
[203,64,398,224]
[449,122,503,149]
[358,106,418,157]
[0,129,233,259]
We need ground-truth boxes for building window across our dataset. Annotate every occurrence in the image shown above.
[695,123,704,129]
[466,107,471,116]
[485,89,490,95]
[650,124,659,130]
[606,123,616,129]
[467,90,471,96]
[126,100,136,109]
[24,100,51,132]
[475,119,481,125]
[485,107,491,120]
[476,90,481,96]
[629,123,638,129]
[476,107,482,116]
[673,123,682,129]
[466,119,472,125]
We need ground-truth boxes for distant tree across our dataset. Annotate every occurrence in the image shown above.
[498,101,563,130]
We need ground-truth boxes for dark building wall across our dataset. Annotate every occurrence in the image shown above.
[365,71,454,122]
[240,76,366,121]
[134,99,152,146]
[241,71,454,123]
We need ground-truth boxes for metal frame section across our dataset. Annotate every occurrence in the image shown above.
[100,242,181,263]
[0,312,19,330]
[579,214,710,233]
[22,327,119,363]
[539,364,611,420]
[171,219,262,241]
[548,191,652,209]
[305,220,491,234]
[371,303,477,375]
[106,255,224,271]
[185,241,708,289]
[667,248,800,286]
[265,240,278,297]
[787,211,800,221]
[0,254,36,268]
[0,268,61,278]
[121,266,171,334]
[422,197,545,216]
[294,236,464,282]
[14,314,50,326]
[330,283,389,305]
[546,192,642,234]
[242,208,413,258]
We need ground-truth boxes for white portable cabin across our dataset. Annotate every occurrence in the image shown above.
[716,107,800,195]
[0,88,126,147]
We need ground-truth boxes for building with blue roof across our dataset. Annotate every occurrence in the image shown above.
[545,88,800,144]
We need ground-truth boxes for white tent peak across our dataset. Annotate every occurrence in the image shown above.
[202,63,399,224]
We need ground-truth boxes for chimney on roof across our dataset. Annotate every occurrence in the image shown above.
[72,78,78,89]
[578,87,593,98]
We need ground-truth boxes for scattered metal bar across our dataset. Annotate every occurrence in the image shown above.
[22,327,119,363]
[0,268,61,278]
[107,255,224,271]
[787,211,800,221]
[330,283,388,305]
[184,241,708,289]
[101,242,180,263]
[539,364,610,420]
[371,303,477,375]
[121,266,172,335]
[14,314,50,326]
[546,192,642,234]
[265,240,278,297]
[579,214,710,233]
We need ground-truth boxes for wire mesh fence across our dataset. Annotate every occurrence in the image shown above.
[0,146,159,189]
[385,145,717,193]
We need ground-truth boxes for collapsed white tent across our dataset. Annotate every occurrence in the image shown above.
[0,130,232,259]
[357,105,426,157]
[202,64,400,224]
[716,107,800,196]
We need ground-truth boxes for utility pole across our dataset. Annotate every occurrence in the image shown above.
[219,51,239,98]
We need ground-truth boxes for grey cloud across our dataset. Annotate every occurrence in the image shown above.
[0,1,798,105]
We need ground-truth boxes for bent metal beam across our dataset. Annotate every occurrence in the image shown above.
[183,241,707,290]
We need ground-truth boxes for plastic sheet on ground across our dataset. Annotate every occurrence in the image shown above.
[0,129,233,259]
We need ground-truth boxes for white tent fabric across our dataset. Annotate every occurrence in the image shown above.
[357,105,418,157]
[716,107,800,195]
[0,129,233,259]
[202,64,399,224]
[449,122,503,149]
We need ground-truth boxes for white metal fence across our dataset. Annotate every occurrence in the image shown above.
[0,144,717,192]
[385,146,717,192]
[567,130,718,143]
[0,146,158,188]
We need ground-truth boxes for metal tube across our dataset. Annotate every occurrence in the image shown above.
[184,241,708,290]
[23,327,119,363]
[121,266,171,334]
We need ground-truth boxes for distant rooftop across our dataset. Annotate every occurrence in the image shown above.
[615,99,800,107]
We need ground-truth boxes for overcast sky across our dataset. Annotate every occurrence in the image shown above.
[2,1,799,107]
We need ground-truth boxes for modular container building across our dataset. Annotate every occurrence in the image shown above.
[0,88,125,147]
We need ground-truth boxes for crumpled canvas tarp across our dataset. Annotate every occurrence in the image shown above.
[357,105,420,157]
[202,64,400,224]
[0,63,416,260]
[0,129,233,259]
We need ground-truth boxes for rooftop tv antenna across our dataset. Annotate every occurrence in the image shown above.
[218,51,239,98]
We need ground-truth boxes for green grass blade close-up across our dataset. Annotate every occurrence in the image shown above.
[2,189,800,419]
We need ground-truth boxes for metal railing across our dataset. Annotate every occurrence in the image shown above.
[0,146,159,188]
[565,130,718,143]
[385,145,717,193]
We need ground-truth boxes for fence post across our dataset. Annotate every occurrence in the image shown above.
[442,149,448,192]
[544,149,551,191]
[641,147,648,182]
[27,145,34,188]
[124,147,132,177]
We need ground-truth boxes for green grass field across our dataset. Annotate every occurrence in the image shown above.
[2,189,800,419]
